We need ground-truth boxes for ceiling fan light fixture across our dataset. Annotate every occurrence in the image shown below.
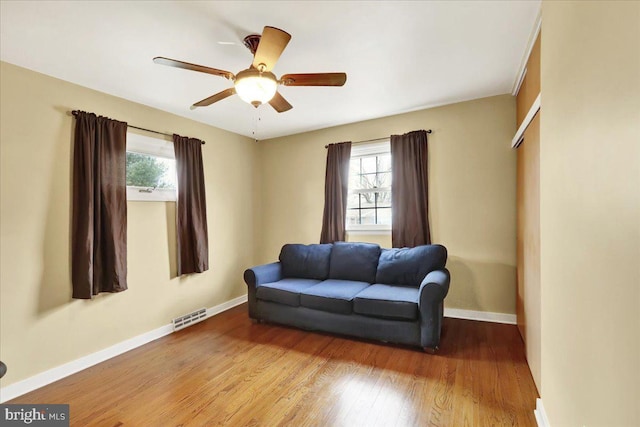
[234,69,277,107]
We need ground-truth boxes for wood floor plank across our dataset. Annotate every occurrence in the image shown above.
[7,304,539,426]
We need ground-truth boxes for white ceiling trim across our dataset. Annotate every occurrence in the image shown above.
[512,7,542,95]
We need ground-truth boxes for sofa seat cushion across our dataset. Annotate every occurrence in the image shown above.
[375,244,448,287]
[329,242,381,283]
[300,279,370,314]
[279,243,333,280]
[256,278,321,307]
[353,284,419,320]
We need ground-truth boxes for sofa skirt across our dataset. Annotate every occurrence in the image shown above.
[255,300,422,348]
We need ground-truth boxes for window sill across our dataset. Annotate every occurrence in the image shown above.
[127,186,176,202]
[346,229,391,236]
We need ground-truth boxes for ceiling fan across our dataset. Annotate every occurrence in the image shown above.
[153,26,347,113]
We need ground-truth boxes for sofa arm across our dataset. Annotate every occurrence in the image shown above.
[243,262,282,288]
[243,262,282,320]
[418,268,451,350]
[418,269,450,307]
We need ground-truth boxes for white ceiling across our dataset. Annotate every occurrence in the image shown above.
[0,1,540,140]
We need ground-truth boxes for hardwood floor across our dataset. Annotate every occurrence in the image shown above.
[8,304,539,426]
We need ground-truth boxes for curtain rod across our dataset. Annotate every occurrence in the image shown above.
[325,129,431,148]
[70,110,205,145]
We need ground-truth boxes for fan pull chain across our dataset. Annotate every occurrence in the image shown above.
[252,108,262,142]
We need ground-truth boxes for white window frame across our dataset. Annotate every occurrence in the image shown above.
[126,132,177,202]
[346,140,392,233]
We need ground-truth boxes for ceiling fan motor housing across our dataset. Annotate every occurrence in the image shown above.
[243,34,262,55]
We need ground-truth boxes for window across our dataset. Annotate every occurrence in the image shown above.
[126,132,177,202]
[346,140,391,232]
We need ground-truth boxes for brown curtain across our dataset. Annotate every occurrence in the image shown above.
[173,134,209,275]
[320,142,352,243]
[72,111,128,299]
[391,130,431,247]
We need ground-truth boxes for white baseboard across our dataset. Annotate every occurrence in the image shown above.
[206,294,247,318]
[0,294,248,403]
[534,398,550,427]
[0,325,173,403]
[444,307,517,325]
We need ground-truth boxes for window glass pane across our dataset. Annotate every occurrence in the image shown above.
[361,173,378,190]
[347,193,360,209]
[376,191,392,208]
[352,177,367,191]
[360,192,376,209]
[377,208,392,225]
[359,209,376,225]
[375,171,392,189]
[349,167,363,190]
[346,209,360,225]
[378,154,391,172]
[349,158,362,176]
[126,152,176,189]
[360,156,377,175]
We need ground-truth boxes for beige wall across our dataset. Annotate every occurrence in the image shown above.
[540,2,640,426]
[0,62,258,387]
[257,95,518,314]
[346,233,391,248]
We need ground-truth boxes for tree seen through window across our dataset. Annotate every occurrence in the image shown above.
[126,152,176,189]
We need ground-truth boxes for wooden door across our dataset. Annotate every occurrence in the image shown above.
[514,29,541,393]
[517,113,540,340]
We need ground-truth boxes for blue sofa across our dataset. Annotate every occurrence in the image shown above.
[243,242,450,352]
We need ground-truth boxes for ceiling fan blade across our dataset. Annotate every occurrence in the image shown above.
[191,88,236,109]
[280,73,347,87]
[252,26,291,71]
[153,57,234,80]
[269,91,293,113]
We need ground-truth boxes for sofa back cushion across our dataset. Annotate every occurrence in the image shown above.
[375,244,447,287]
[329,242,381,283]
[279,243,333,280]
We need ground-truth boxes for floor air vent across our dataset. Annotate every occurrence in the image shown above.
[173,308,207,331]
